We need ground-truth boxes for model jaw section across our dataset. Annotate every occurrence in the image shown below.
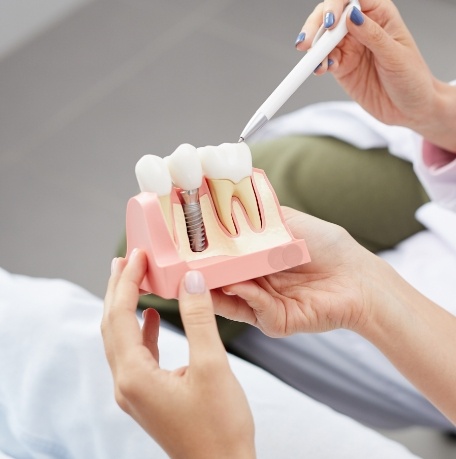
[198,142,262,236]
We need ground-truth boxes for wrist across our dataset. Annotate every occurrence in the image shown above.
[414,80,456,153]
[352,256,412,341]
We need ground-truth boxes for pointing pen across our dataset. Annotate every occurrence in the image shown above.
[239,0,361,142]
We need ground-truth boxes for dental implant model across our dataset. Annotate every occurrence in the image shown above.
[166,144,207,252]
[125,140,310,299]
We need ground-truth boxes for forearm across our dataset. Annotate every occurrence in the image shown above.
[358,257,456,424]
[415,80,456,153]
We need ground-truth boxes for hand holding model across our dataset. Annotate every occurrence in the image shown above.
[296,0,456,152]
[214,206,456,424]
[102,250,255,459]
[214,207,373,336]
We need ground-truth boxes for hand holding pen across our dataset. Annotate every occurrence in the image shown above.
[239,0,361,141]
[294,0,455,151]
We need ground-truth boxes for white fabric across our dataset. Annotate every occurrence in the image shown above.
[0,268,420,458]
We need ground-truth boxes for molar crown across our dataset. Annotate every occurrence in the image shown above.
[198,142,252,184]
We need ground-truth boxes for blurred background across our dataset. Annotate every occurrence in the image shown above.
[1,0,455,457]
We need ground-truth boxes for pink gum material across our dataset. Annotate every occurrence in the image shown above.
[126,168,311,299]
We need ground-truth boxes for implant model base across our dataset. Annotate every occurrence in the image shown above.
[125,168,310,299]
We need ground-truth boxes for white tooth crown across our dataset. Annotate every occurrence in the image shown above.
[135,155,172,196]
[167,143,203,190]
[198,142,252,184]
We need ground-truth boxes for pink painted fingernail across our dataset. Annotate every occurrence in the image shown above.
[111,257,119,274]
[184,271,205,294]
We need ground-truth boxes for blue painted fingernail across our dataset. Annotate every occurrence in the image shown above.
[350,7,364,25]
[324,12,335,28]
[295,32,306,46]
[328,58,334,67]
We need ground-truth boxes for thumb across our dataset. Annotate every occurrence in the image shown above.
[178,271,226,366]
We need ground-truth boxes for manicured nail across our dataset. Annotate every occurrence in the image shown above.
[328,58,334,67]
[111,257,118,274]
[295,32,306,46]
[350,7,364,25]
[130,248,139,261]
[324,12,335,28]
[184,270,205,294]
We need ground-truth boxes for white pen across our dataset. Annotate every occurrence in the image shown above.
[239,0,361,142]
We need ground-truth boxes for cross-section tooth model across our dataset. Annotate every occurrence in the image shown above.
[125,141,310,298]
[198,142,261,235]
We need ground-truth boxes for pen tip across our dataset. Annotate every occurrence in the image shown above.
[238,137,244,143]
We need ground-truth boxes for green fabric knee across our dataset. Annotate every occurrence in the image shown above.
[251,135,429,253]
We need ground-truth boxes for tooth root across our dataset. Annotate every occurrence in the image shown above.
[207,179,237,235]
[233,177,262,231]
[158,195,174,240]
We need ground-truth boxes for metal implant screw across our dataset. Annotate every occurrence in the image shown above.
[180,189,207,252]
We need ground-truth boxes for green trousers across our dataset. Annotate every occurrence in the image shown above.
[117,136,429,342]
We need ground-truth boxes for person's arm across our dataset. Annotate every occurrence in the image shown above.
[213,207,456,424]
[296,0,456,152]
[102,250,256,459]
[357,257,456,424]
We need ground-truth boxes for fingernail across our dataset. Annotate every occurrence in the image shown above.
[184,270,205,294]
[111,257,118,274]
[142,309,146,319]
[328,58,334,67]
[350,7,364,25]
[314,62,323,72]
[295,32,306,46]
[324,12,335,28]
[130,248,139,261]
[222,288,236,296]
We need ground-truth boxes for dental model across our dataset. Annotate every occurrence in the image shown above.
[165,144,207,252]
[135,154,173,238]
[198,142,262,235]
[125,141,311,299]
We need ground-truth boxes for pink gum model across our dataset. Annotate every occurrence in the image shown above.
[125,168,310,299]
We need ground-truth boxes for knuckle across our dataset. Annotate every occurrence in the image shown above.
[114,375,137,411]
[100,317,108,337]
[183,303,214,327]
[114,388,130,412]
[369,23,386,45]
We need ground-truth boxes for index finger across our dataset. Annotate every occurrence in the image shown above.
[102,249,155,369]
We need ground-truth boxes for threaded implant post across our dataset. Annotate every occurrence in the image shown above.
[180,189,207,252]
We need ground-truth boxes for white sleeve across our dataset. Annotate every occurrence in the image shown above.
[413,80,456,212]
